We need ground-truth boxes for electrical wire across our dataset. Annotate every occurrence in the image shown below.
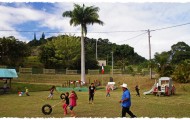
[0,22,190,33]
[151,22,190,32]
[0,29,144,34]
[118,31,148,43]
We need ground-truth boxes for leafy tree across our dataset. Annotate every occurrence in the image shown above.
[172,59,190,83]
[39,41,56,68]
[39,32,46,44]
[154,51,173,77]
[41,32,45,40]
[39,35,81,69]
[96,38,115,60]
[171,41,190,64]
[28,33,39,47]
[114,44,134,68]
[0,36,30,67]
[39,35,99,69]
[63,3,104,83]
[34,32,37,41]
[126,65,134,74]
[28,32,48,47]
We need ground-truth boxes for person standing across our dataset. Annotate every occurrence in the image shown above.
[119,83,136,118]
[69,91,78,117]
[47,85,56,99]
[135,85,140,97]
[106,85,111,97]
[25,87,30,96]
[89,83,96,104]
[62,92,69,115]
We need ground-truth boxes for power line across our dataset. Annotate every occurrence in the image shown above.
[0,30,79,34]
[151,22,190,32]
[88,30,145,33]
[0,22,190,34]
[0,29,144,34]
[118,31,147,43]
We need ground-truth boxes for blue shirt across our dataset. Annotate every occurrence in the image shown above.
[121,89,131,107]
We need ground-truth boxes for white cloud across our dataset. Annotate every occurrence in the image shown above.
[0,2,190,59]
[0,5,48,42]
[72,2,190,59]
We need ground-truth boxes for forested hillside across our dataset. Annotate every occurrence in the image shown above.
[27,34,147,69]
[0,34,190,83]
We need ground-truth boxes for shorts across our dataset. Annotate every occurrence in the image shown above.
[48,93,53,98]
[69,105,74,110]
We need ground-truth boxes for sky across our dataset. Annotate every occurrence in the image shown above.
[0,0,190,59]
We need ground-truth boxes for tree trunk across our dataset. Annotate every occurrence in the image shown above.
[81,26,86,84]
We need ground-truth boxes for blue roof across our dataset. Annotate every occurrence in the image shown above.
[0,69,18,78]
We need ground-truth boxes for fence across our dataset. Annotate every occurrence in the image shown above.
[18,67,153,76]
[43,69,55,74]
[88,69,99,75]
[19,67,32,74]
[110,69,122,74]
[66,70,78,75]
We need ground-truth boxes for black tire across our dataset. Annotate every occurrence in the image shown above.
[42,104,52,115]
[60,93,65,100]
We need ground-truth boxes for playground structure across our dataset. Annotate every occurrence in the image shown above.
[0,69,18,94]
[106,82,117,90]
[143,77,176,96]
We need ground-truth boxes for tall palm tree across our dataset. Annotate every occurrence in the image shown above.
[63,4,104,84]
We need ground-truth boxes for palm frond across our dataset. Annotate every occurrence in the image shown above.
[62,3,104,35]
[62,11,72,17]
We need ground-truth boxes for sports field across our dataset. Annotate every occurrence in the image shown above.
[0,75,190,118]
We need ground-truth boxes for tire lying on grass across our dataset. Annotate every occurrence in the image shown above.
[60,93,66,100]
[42,104,52,115]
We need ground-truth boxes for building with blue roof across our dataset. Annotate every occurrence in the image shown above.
[0,69,18,91]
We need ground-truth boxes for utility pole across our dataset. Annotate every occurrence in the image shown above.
[107,55,108,66]
[111,51,113,77]
[96,39,98,60]
[148,29,152,79]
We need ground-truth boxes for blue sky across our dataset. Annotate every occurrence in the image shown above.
[0,1,190,59]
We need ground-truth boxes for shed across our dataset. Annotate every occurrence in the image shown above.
[0,69,18,89]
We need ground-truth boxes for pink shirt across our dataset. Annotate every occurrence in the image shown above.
[107,88,110,93]
[69,93,77,107]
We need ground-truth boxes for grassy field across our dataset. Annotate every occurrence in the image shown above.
[0,74,190,118]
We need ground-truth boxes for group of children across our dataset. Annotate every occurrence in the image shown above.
[18,87,30,96]
[47,85,78,117]
[62,91,78,117]
[45,83,140,117]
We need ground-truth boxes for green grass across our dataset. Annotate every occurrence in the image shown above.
[0,82,53,94]
[0,75,190,118]
[0,88,190,118]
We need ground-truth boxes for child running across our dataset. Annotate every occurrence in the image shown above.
[135,85,140,97]
[62,92,69,115]
[106,85,111,97]
[69,90,78,117]
[47,85,56,99]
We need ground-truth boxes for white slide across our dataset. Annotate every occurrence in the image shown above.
[143,87,154,95]
[143,83,156,95]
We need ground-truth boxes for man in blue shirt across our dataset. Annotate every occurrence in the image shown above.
[119,83,136,118]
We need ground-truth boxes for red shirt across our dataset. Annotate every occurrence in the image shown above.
[69,93,77,107]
